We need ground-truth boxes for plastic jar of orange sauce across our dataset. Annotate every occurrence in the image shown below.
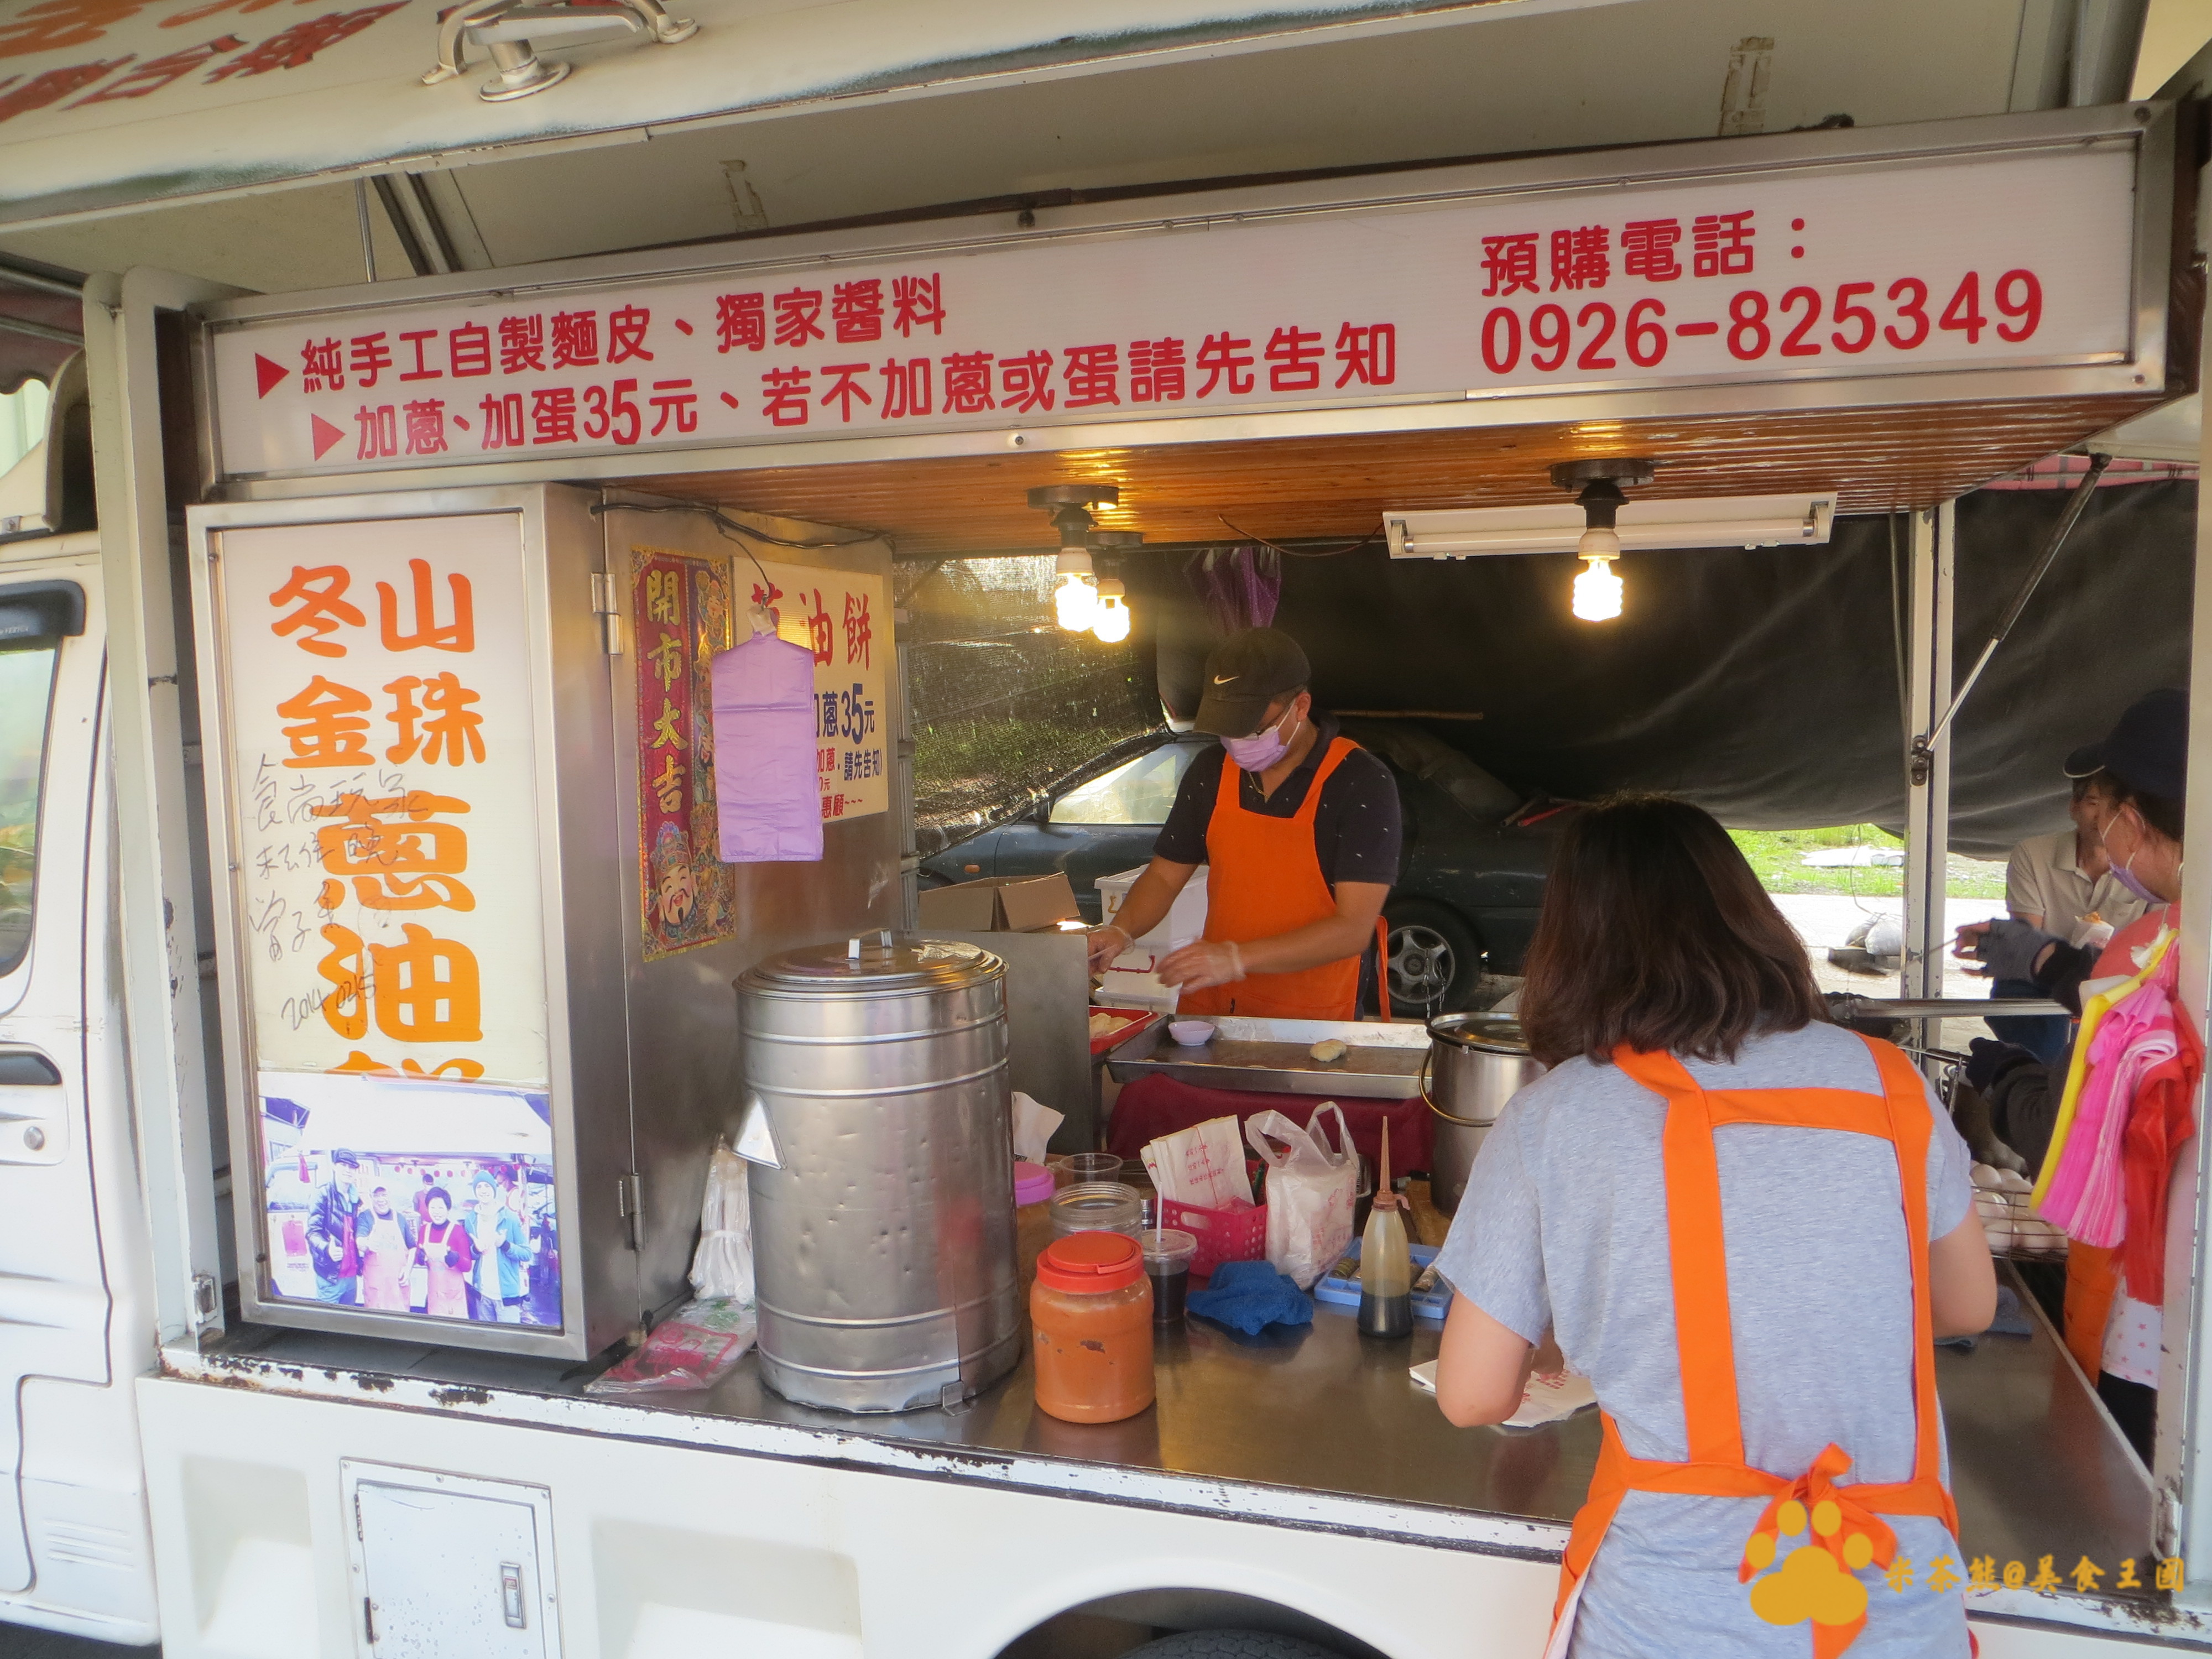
[1030,1232,1155,1423]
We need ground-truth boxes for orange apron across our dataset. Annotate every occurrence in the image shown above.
[1179,735,1362,1023]
[1548,1036,1961,1659]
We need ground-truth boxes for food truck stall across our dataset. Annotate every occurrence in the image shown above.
[11,46,2212,1658]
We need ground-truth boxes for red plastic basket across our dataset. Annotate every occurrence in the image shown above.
[1087,1006,1158,1056]
[1161,1197,1268,1278]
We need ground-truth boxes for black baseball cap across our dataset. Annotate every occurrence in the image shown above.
[1194,628,1311,738]
[2064,687,2188,800]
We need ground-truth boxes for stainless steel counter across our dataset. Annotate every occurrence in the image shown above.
[195,1266,2156,1599]
[1107,1015,1432,1100]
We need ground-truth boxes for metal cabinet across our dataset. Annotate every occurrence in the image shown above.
[343,1463,557,1659]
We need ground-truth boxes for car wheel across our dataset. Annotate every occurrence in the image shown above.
[1121,1634,1351,1659]
[1385,900,1483,1015]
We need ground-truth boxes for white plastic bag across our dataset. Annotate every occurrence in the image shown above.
[688,1138,754,1305]
[1246,1102,1357,1290]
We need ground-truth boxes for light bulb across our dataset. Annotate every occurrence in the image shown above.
[1055,572,1098,631]
[1572,555,1623,622]
[1092,588,1131,643]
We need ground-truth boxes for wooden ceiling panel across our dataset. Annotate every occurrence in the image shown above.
[632,393,2164,554]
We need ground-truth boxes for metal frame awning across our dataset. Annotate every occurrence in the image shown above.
[181,103,2189,541]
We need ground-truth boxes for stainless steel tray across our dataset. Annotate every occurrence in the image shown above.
[1104,1015,1431,1099]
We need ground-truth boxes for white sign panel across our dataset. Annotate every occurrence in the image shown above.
[207,143,2141,479]
[211,514,565,1326]
[213,514,550,1087]
[751,557,892,823]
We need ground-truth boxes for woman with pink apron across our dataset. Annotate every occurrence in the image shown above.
[416,1187,475,1320]
[357,1187,415,1311]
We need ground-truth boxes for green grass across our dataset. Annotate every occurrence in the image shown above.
[1728,825,2007,900]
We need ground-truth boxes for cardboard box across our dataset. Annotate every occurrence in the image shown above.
[916,871,1082,932]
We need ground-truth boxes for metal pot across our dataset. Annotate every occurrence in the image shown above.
[1421,1011,1543,1217]
[735,930,1022,1413]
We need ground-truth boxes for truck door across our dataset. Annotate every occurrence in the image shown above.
[0,552,144,1619]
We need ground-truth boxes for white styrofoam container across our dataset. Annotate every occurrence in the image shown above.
[1097,865,1209,950]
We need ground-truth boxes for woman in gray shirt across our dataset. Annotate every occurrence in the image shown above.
[1433,796,1995,1658]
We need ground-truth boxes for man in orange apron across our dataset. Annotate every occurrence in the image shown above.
[1084,627,1400,1021]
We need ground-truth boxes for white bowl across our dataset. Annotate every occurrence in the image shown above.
[1168,1020,1216,1046]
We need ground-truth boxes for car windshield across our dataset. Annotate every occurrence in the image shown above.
[1050,744,1198,825]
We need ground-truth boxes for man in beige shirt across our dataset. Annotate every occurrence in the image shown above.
[1992,775,2148,1059]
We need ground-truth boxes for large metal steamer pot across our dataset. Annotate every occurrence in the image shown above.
[735,931,1022,1412]
[1422,1012,1543,1216]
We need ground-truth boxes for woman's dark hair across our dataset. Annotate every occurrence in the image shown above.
[2086,768,2185,843]
[1520,795,1827,1067]
[423,1185,452,1212]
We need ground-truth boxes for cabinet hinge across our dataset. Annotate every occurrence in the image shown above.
[617,1171,643,1250]
[590,572,623,655]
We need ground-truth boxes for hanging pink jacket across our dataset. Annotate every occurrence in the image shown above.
[2042,950,2179,1248]
[711,632,823,863]
[2041,940,2200,1299]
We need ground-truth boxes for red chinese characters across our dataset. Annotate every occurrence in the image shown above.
[204,4,404,79]
[1622,219,1684,283]
[714,293,764,354]
[761,367,811,427]
[1481,233,1540,298]
[1692,210,1756,277]
[819,363,872,422]
[1000,349,1055,413]
[773,289,825,349]
[1550,226,1610,292]
[832,280,882,344]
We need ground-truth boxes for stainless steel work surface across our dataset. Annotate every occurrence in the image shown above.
[196,1267,2157,1593]
[1107,1015,1432,1100]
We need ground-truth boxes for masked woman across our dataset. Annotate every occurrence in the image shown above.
[1434,795,1993,1658]
[1955,689,2197,1461]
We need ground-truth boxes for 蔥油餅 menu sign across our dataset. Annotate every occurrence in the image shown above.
[202,132,2147,480]
[204,514,566,1329]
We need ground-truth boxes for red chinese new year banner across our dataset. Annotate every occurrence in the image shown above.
[632,546,738,959]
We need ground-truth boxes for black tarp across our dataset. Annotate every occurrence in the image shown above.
[1130,483,2196,857]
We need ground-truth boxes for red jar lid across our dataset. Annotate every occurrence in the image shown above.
[1036,1230,1144,1293]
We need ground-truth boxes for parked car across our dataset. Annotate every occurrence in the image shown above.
[919,719,1560,1012]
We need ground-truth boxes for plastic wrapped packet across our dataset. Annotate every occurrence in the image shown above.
[586,1298,758,1396]
[688,1137,753,1305]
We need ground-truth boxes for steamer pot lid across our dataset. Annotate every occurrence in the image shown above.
[1428,1011,1530,1053]
[740,931,1003,992]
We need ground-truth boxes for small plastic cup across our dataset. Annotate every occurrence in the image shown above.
[1049,1181,1144,1240]
[1049,1152,1123,1187]
[1139,1228,1197,1324]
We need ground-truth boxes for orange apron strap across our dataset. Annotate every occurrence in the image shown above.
[1861,1036,1947,1503]
[1614,1047,1746,1465]
[1554,1412,1635,1619]
[1294,735,1357,820]
[1373,914,1391,1021]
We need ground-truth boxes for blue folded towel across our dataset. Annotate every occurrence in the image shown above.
[1186,1260,1314,1335]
